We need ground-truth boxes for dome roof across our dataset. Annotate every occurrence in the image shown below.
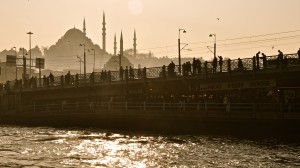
[63,28,85,39]
[44,27,109,71]
[104,56,133,71]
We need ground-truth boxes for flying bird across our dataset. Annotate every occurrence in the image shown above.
[217,18,220,21]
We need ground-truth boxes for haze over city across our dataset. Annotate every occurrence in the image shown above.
[0,0,300,60]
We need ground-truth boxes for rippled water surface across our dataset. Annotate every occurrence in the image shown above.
[0,125,299,167]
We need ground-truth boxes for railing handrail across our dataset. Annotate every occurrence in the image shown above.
[1,53,299,92]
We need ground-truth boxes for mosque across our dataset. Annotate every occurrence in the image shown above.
[44,13,135,72]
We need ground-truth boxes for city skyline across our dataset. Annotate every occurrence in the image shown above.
[0,0,300,60]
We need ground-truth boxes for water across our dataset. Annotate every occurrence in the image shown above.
[0,125,299,167]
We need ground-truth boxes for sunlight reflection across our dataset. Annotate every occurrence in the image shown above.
[66,133,153,167]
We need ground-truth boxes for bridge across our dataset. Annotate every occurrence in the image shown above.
[0,53,300,134]
[2,53,299,92]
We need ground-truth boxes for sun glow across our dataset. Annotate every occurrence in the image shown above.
[128,0,144,15]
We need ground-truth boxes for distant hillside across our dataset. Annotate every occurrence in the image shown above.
[0,46,42,63]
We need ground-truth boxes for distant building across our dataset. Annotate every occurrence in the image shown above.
[44,27,107,72]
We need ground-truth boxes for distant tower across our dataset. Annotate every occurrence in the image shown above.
[83,18,86,35]
[114,33,117,56]
[120,31,123,67]
[102,12,106,52]
[133,29,137,58]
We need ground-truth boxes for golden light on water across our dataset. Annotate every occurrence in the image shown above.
[1,126,299,167]
[65,133,149,167]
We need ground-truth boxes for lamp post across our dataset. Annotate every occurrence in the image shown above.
[90,49,95,72]
[27,32,33,78]
[79,44,86,79]
[77,55,83,75]
[178,28,186,74]
[12,47,17,80]
[209,34,216,58]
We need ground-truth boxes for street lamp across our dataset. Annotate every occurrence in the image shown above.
[27,31,33,78]
[12,47,17,80]
[79,43,86,79]
[209,34,216,58]
[77,55,83,75]
[178,28,186,74]
[90,49,95,72]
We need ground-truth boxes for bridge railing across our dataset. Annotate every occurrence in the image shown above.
[2,53,299,92]
[6,101,299,119]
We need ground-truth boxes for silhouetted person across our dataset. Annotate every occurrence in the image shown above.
[125,66,129,81]
[89,71,95,84]
[107,70,111,83]
[204,61,208,75]
[43,75,47,87]
[119,66,124,80]
[65,71,71,85]
[212,56,217,73]
[138,67,142,79]
[182,63,186,76]
[256,51,260,69]
[218,56,223,72]
[277,50,284,68]
[238,58,244,71]
[162,65,166,78]
[49,72,54,86]
[143,67,147,79]
[169,61,175,76]
[99,70,104,81]
[283,56,288,69]
[192,58,197,75]
[298,48,300,64]
[33,77,37,88]
[196,59,202,74]
[14,79,19,90]
[167,63,171,76]
[262,53,267,69]
[186,61,191,75]
[129,66,134,79]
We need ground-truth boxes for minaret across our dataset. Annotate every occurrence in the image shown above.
[120,31,123,67]
[114,33,117,56]
[83,18,86,35]
[133,29,137,58]
[102,12,106,52]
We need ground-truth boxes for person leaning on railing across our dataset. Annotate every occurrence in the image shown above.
[238,58,244,71]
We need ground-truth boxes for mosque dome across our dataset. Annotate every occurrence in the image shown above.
[103,56,133,71]
[44,27,107,72]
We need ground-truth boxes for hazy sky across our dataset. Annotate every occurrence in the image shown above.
[0,0,300,59]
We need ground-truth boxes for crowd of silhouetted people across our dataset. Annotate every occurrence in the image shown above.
[2,48,300,92]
